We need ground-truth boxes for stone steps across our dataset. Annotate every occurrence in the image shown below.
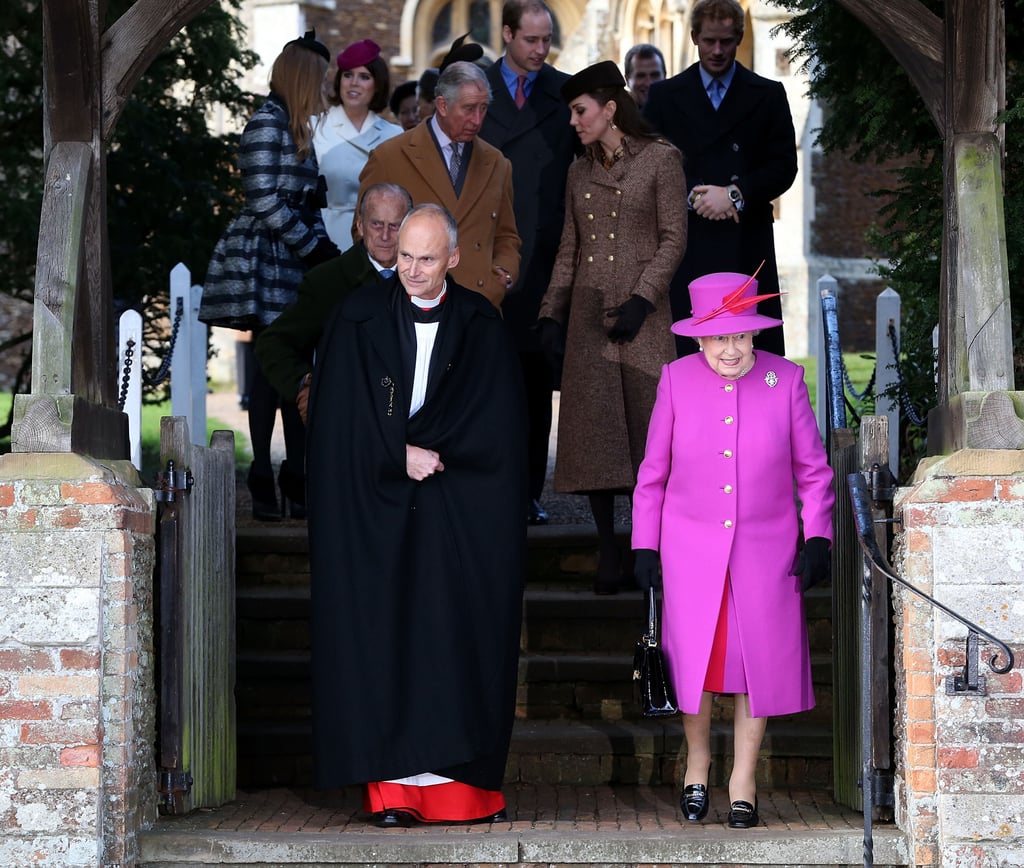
[235,715,833,792]
[138,826,909,867]
[235,647,834,723]
[234,527,837,792]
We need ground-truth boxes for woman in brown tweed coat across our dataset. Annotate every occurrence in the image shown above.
[538,61,687,594]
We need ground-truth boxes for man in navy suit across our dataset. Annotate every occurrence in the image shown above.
[480,0,579,524]
[644,0,796,356]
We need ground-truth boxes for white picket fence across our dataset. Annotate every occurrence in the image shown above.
[117,263,207,469]
[815,274,938,474]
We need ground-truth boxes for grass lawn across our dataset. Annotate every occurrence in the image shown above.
[794,352,876,413]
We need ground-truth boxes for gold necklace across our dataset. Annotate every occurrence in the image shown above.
[600,142,625,169]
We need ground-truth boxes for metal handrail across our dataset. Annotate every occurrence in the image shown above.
[847,472,1014,677]
[847,470,1015,867]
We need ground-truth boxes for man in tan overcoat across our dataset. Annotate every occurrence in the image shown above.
[357,61,521,308]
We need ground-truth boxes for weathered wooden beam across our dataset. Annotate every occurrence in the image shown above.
[101,0,217,138]
[835,0,944,132]
[949,133,1014,394]
[42,0,95,146]
[948,0,1004,136]
[12,395,129,458]
[929,391,1024,453]
[30,141,91,396]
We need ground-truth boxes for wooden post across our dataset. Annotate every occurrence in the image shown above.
[118,309,144,469]
[11,141,128,458]
[26,0,217,459]
[874,288,900,473]
[170,265,207,447]
[836,0,1023,453]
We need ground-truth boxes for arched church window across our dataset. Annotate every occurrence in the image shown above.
[432,3,452,46]
[469,0,490,44]
[423,0,562,64]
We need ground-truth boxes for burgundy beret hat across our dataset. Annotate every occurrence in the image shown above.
[337,39,381,71]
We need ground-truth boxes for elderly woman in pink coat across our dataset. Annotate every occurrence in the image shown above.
[631,271,834,830]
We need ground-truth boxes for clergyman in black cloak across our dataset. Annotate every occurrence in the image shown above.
[305,204,528,825]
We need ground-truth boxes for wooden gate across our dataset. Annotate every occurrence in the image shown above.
[155,416,237,813]
[829,416,894,816]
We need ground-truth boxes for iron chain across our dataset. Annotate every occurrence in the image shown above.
[116,296,185,409]
[887,322,926,427]
[118,338,136,411]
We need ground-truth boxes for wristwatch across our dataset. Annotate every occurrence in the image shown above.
[726,184,743,209]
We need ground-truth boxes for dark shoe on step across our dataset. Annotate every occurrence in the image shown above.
[247,465,281,522]
[681,783,710,822]
[375,810,416,828]
[727,798,759,829]
[277,459,307,520]
[527,498,548,525]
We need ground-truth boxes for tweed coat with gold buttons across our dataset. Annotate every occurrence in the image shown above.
[539,136,686,493]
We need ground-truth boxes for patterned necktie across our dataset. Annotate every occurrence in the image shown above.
[448,143,462,187]
[515,75,527,109]
[709,78,725,110]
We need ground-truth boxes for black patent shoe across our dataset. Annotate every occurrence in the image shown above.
[375,810,416,828]
[727,798,759,829]
[681,783,710,822]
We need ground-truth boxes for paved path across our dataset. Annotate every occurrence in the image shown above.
[140,784,908,865]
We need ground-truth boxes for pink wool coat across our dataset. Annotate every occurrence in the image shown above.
[632,350,834,717]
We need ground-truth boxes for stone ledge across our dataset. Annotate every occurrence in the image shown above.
[137,826,910,865]
[913,447,1024,481]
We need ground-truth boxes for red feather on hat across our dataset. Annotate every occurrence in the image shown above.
[691,260,781,326]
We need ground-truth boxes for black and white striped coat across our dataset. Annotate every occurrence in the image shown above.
[200,92,327,329]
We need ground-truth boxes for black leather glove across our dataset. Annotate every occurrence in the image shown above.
[536,317,565,366]
[795,537,831,592]
[606,295,654,344]
[633,549,661,590]
[301,238,340,269]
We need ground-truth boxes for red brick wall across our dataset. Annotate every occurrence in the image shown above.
[305,2,410,74]
[810,148,910,352]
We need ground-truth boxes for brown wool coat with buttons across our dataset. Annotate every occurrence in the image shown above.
[539,136,687,493]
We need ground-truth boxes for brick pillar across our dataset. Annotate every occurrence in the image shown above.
[892,450,1024,866]
[0,453,156,867]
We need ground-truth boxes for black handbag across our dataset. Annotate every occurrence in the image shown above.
[633,588,678,717]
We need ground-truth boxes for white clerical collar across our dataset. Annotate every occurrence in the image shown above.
[409,281,447,309]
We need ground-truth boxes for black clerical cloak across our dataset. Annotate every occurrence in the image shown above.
[305,277,528,790]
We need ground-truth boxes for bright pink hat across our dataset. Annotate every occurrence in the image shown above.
[337,39,381,71]
[671,268,783,337]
